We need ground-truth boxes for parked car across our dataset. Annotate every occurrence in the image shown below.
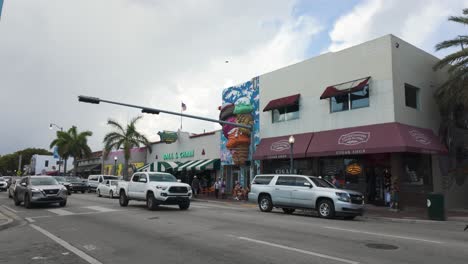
[8,178,20,198]
[97,180,120,198]
[0,177,8,192]
[248,174,364,220]
[66,177,88,193]
[13,176,68,208]
[54,176,72,195]
[118,172,192,210]
[87,175,119,192]
[3,176,13,188]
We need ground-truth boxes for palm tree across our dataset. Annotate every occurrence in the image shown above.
[103,116,152,181]
[433,8,468,111]
[50,126,93,176]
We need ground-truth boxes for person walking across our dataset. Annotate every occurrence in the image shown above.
[221,178,226,199]
[192,175,200,198]
[214,178,220,199]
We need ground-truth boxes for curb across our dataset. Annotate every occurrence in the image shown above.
[0,208,14,231]
[360,215,467,225]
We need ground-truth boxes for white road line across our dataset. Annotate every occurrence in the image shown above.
[30,224,103,264]
[2,205,21,213]
[48,209,75,216]
[83,206,118,212]
[323,226,443,244]
[236,236,359,264]
[25,217,36,223]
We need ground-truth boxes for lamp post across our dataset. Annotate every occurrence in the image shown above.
[114,156,118,176]
[49,123,64,175]
[289,135,295,174]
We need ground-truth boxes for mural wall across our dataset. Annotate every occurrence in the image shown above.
[220,77,260,166]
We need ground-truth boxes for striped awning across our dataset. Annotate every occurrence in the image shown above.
[177,159,220,171]
[157,161,182,172]
[176,160,200,171]
[137,163,151,172]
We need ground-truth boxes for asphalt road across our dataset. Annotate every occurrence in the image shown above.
[0,191,467,264]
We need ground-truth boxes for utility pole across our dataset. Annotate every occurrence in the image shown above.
[18,154,22,174]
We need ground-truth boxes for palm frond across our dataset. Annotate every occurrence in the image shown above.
[435,37,468,51]
[448,16,468,25]
[107,119,125,134]
[433,49,468,70]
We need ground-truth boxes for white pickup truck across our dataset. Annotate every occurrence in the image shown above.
[118,172,192,210]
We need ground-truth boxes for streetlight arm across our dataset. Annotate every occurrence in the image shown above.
[50,123,63,131]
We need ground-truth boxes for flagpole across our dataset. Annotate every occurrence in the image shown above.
[180,102,183,130]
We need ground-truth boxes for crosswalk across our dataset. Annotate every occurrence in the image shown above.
[46,206,119,216]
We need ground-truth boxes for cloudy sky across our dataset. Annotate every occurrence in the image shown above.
[0,0,466,155]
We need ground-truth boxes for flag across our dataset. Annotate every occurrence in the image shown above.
[0,0,4,20]
[181,102,187,111]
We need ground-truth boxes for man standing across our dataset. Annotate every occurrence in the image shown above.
[214,178,220,199]
[192,175,200,198]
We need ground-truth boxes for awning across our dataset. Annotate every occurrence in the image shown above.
[176,160,200,171]
[320,77,370,100]
[194,159,220,171]
[306,122,448,157]
[157,161,182,172]
[253,133,314,160]
[263,94,300,112]
[137,163,152,172]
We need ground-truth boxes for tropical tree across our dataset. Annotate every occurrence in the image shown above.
[433,8,468,111]
[103,116,152,180]
[50,126,93,176]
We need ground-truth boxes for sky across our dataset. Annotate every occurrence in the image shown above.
[0,0,467,155]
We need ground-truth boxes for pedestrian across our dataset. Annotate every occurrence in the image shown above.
[192,175,200,197]
[221,178,226,199]
[214,178,220,199]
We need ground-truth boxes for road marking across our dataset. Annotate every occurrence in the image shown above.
[30,224,103,264]
[2,205,22,213]
[25,217,36,223]
[48,209,75,216]
[323,226,443,244]
[83,206,118,212]
[236,236,359,264]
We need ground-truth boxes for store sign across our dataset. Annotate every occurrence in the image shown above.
[270,139,290,152]
[158,131,178,144]
[338,131,370,146]
[346,163,362,175]
[409,130,431,145]
[163,150,194,160]
[336,149,366,155]
[275,168,298,174]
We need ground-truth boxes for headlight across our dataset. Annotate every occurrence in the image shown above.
[156,186,168,190]
[31,188,42,192]
[335,192,351,202]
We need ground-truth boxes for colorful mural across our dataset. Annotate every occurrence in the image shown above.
[220,77,260,166]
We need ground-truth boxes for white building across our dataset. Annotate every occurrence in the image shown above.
[30,154,74,175]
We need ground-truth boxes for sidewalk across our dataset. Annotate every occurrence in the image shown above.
[193,194,468,224]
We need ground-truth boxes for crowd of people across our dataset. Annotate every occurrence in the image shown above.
[190,175,249,200]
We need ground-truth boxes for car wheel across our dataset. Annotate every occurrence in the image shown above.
[81,190,85,194]
[59,200,67,207]
[258,195,273,212]
[318,199,335,219]
[119,191,129,207]
[24,194,32,209]
[8,191,12,199]
[282,208,295,214]
[13,192,21,206]
[97,189,102,197]
[343,216,356,220]
[179,200,190,210]
[109,190,113,198]
[146,193,158,210]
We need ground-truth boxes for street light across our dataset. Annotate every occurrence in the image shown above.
[289,135,295,174]
[114,156,118,176]
[49,123,64,175]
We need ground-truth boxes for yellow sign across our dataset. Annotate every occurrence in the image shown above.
[346,163,362,175]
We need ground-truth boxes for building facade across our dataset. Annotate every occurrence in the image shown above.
[75,151,103,178]
[237,34,466,209]
[30,154,74,175]
[103,147,147,177]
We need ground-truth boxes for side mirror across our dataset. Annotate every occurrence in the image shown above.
[304,182,312,188]
[21,182,27,187]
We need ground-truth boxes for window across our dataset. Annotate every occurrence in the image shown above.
[45,160,49,167]
[272,104,299,123]
[275,176,296,186]
[351,87,369,109]
[330,86,370,113]
[405,83,420,109]
[309,177,335,188]
[148,173,177,182]
[401,153,432,192]
[295,177,309,187]
[252,176,274,185]
[132,174,140,182]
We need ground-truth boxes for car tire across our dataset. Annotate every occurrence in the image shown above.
[8,191,12,198]
[24,194,32,209]
[344,216,356,220]
[97,189,102,197]
[179,200,190,210]
[59,200,67,207]
[109,190,113,198]
[282,208,295,214]
[146,193,158,210]
[317,199,335,219]
[119,191,129,207]
[258,195,273,212]
[13,192,21,206]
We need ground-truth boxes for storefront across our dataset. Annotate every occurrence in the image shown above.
[103,147,147,177]
[146,131,221,187]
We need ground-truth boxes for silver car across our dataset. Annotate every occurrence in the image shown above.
[248,174,364,220]
[0,177,7,191]
[13,176,68,208]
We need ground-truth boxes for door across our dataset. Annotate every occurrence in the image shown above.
[16,178,28,201]
[291,177,315,209]
[128,174,140,198]
[272,176,295,206]
[101,180,109,196]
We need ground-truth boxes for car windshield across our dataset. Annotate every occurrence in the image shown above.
[66,177,82,183]
[55,177,66,182]
[148,173,177,182]
[103,176,118,180]
[309,177,335,188]
[30,177,58,186]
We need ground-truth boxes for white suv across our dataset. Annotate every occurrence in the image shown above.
[248,174,364,220]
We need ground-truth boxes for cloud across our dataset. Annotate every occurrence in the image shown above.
[0,0,322,154]
[327,0,468,54]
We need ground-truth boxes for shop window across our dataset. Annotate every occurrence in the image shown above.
[401,153,432,192]
[319,157,363,188]
[405,83,420,109]
[330,95,349,112]
[350,87,369,109]
[272,105,299,123]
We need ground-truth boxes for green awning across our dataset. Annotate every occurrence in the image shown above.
[157,161,182,172]
[176,159,221,171]
[176,160,200,171]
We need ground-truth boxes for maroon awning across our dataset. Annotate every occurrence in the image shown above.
[306,122,447,157]
[263,94,300,112]
[320,77,370,100]
[253,133,313,160]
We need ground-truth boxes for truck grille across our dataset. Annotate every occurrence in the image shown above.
[44,189,59,195]
[169,186,188,193]
[350,194,364,204]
